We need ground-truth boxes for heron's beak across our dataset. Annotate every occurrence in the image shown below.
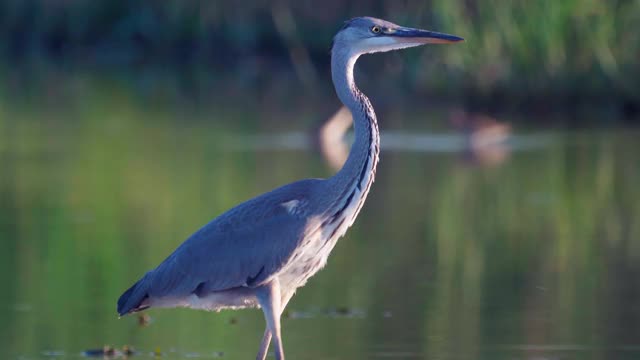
[389,27,464,44]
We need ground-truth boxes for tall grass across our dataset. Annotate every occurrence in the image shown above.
[0,1,639,109]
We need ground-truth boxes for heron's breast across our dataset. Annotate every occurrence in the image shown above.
[277,179,372,289]
[281,193,369,290]
[278,226,341,289]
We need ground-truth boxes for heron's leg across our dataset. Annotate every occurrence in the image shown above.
[256,329,272,360]
[256,289,296,360]
[256,279,285,360]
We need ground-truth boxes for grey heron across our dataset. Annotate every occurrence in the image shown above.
[117,16,462,360]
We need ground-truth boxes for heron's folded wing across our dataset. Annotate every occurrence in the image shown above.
[146,201,313,298]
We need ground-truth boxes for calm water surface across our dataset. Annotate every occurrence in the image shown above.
[1,80,639,360]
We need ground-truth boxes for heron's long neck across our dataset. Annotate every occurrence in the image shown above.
[326,49,380,218]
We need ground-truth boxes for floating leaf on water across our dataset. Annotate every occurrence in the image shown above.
[82,345,135,358]
[326,306,366,318]
[122,345,135,356]
[83,345,118,357]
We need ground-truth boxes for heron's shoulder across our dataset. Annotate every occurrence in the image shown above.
[199,178,325,233]
[249,178,324,214]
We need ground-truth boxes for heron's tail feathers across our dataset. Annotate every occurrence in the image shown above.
[117,273,152,316]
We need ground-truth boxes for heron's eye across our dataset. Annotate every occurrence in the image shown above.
[371,26,381,34]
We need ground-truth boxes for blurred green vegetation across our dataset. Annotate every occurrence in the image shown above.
[1,76,639,359]
[1,1,639,118]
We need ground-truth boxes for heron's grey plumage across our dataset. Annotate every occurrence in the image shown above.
[117,16,462,360]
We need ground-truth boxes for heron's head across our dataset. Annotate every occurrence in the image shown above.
[332,17,463,56]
